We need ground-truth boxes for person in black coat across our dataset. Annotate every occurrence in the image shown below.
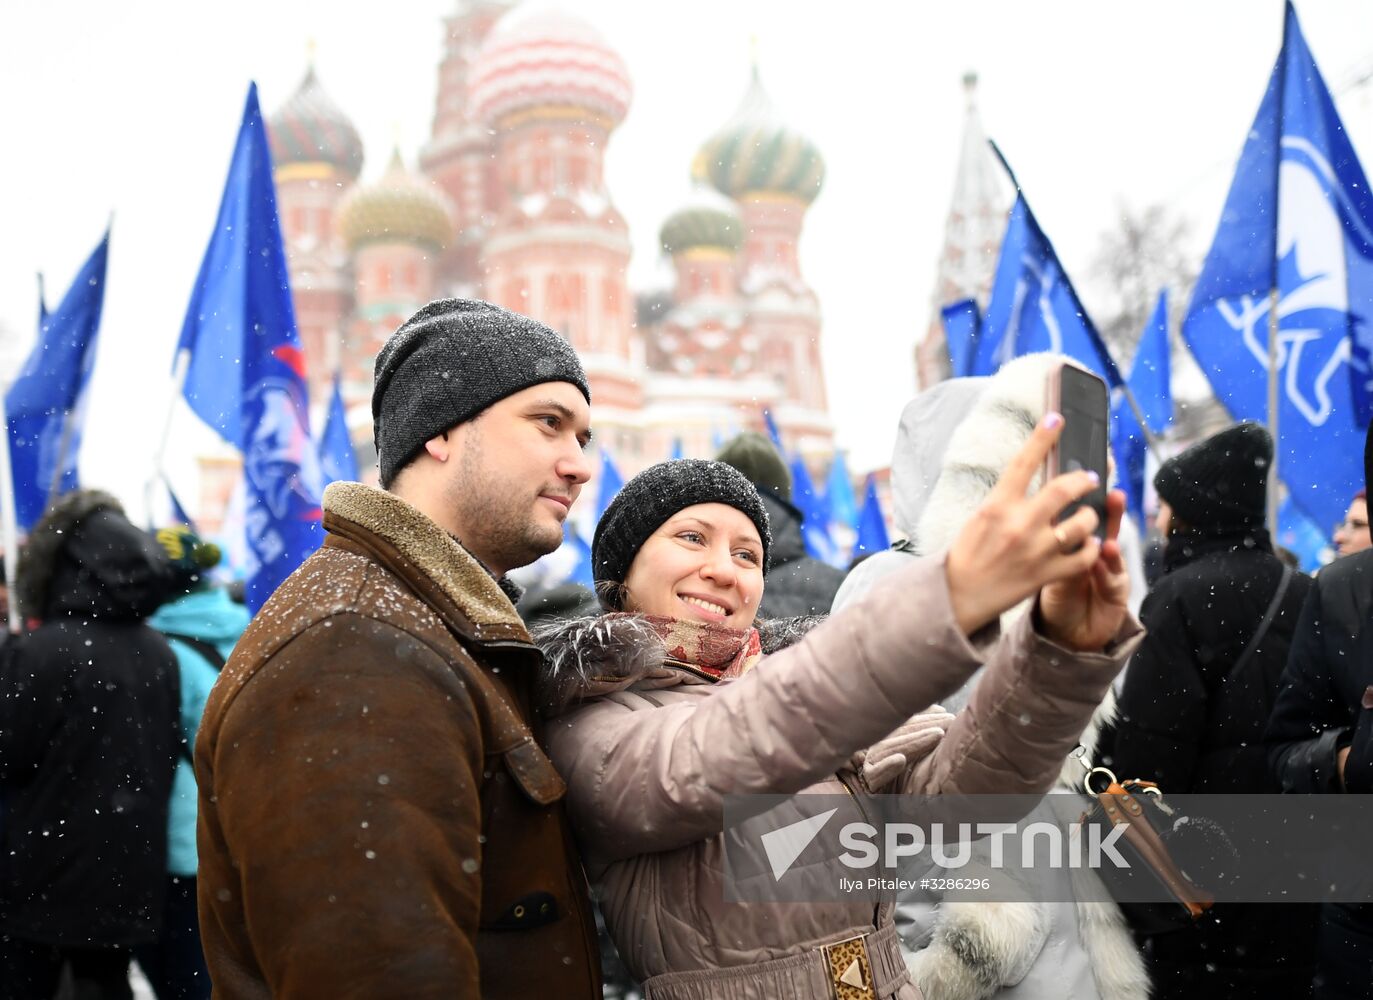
[1095,422,1319,999]
[1266,420,1373,1000]
[0,490,181,999]
[715,432,844,619]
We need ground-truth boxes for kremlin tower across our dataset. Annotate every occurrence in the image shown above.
[915,72,1012,390]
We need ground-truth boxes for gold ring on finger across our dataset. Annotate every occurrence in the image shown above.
[1053,525,1072,553]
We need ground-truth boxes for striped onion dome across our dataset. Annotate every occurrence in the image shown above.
[337,150,453,252]
[660,181,743,255]
[697,66,824,204]
[267,66,364,179]
[468,6,632,129]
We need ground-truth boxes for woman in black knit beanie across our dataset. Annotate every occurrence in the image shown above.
[534,427,1139,999]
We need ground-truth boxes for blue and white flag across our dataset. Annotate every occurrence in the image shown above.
[852,475,890,558]
[762,409,784,450]
[1183,2,1373,531]
[177,84,323,611]
[974,192,1123,388]
[941,299,982,379]
[318,373,359,485]
[824,450,859,531]
[5,229,109,530]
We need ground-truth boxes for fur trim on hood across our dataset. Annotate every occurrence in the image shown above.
[532,613,824,716]
[16,489,124,619]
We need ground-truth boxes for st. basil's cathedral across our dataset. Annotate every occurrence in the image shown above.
[197,1,848,528]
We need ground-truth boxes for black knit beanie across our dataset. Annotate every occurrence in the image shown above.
[716,431,792,502]
[372,298,590,486]
[1154,421,1272,530]
[592,459,772,609]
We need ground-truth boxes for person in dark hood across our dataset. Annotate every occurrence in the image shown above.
[715,431,845,618]
[0,490,181,999]
[1267,420,1373,999]
[1096,422,1319,999]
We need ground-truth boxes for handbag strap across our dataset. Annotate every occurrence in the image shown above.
[1226,563,1294,683]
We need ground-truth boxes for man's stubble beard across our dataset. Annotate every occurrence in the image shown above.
[448,423,563,572]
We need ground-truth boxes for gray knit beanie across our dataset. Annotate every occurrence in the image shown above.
[372,298,590,486]
[716,431,792,502]
[593,459,772,610]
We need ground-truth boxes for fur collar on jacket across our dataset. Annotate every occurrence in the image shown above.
[323,481,526,633]
[533,613,823,717]
[16,489,124,619]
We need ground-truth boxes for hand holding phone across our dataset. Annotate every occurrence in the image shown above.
[1043,362,1110,540]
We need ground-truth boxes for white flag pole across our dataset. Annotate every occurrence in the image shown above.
[1267,288,1281,538]
[0,394,24,634]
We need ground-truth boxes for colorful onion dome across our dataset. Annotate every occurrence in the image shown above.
[267,66,365,179]
[337,149,453,252]
[468,6,632,129]
[696,66,825,204]
[660,181,743,255]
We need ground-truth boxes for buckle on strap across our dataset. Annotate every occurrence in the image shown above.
[820,932,877,1000]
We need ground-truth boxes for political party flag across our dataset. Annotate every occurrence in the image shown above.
[5,228,109,529]
[852,475,890,558]
[973,182,1123,387]
[1183,2,1373,531]
[176,83,323,611]
[825,450,859,531]
[318,372,359,485]
[941,298,982,379]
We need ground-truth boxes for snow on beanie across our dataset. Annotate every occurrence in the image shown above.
[592,459,772,609]
[1154,421,1271,530]
[372,298,590,487]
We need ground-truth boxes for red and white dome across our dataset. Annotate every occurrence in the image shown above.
[468,6,632,129]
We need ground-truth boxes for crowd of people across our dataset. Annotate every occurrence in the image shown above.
[0,297,1370,999]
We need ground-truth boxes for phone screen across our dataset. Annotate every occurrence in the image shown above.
[1057,366,1110,537]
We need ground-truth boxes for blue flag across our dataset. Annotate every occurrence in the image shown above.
[177,84,323,611]
[5,229,109,530]
[596,449,624,520]
[1184,2,1373,532]
[974,193,1123,388]
[852,475,890,558]
[825,450,859,531]
[669,438,684,461]
[789,453,838,565]
[562,523,596,590]
[318,373,359,485]
[941,299,982,378]
[1110,291,1174,528]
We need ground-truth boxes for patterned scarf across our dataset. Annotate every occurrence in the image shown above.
[610,613,762,682]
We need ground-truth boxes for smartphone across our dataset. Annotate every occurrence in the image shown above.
[1044,362,1109,539]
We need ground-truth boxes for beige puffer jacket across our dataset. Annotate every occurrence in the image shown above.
[542,556,1141,1000]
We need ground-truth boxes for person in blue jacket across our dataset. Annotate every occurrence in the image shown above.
[135,526,249,1000]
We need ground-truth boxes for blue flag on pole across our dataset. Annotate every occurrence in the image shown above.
[669,438,684,461]
[596,449,624,520]
[974,193,1124,388]
[562,523,596,590]
[5,229,109,530]
[941,299,982,379]
[1183,2,1373,532]
[789,453,838,564]
[852,475,890,558]
[177,84,323,611]
[318,373,359,485]
[825,450,859,531]
[1110,291,1174,528]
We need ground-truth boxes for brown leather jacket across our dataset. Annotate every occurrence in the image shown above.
[195,482,601,999]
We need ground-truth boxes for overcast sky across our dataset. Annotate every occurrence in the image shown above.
[5,0,1373,521]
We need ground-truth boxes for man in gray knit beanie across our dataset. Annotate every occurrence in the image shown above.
[196,298,605,999]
